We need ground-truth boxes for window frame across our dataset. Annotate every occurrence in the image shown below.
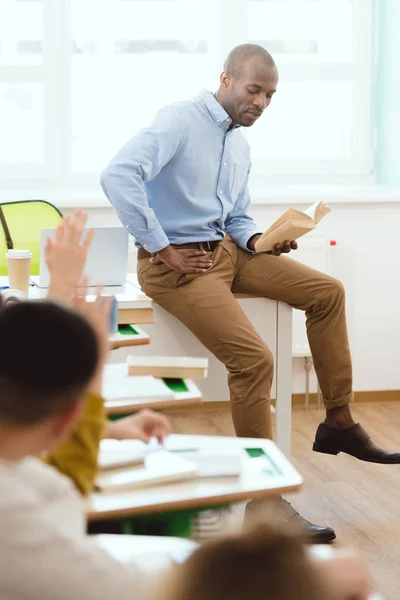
[0,0,376,191]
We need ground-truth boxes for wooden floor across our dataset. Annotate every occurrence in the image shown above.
[168,402,400,599]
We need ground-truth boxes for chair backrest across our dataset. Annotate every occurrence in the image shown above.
[0,200,62,276]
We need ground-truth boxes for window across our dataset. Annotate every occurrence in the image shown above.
[0,0,375,192]
[244,0,374,183]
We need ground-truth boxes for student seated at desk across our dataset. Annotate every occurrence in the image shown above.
[35,208,171,496]
[0,293,159,600]
[153,523,373,600]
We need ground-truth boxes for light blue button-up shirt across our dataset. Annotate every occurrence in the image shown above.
[100,89,260,253]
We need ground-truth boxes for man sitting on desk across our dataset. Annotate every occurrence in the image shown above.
[101,43,400,543]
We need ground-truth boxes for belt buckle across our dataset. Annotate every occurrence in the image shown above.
[205,240,212,251]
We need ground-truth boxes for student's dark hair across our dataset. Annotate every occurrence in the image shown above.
[166,523,332,600]
[0,297,99,426]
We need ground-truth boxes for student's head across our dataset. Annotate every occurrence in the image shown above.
[217,43,278,127]
[0,298,99,456]
[153,523,331,600]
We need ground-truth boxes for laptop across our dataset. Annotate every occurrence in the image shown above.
[31,226,129,288]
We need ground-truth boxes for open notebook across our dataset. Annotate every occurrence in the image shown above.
[98,440,146,471]
[95,451,198,491]
[254,200,331,253]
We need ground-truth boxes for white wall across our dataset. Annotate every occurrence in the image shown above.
[66,201,400,394]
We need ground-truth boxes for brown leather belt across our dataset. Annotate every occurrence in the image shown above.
[137,240,221,259]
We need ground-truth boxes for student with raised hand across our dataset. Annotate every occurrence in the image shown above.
[42,209,171,495]
[0,292,160,600]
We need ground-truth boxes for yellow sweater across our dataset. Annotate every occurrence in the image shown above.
[42,393,105,496]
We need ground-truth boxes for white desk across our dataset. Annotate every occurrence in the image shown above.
[127,274,293,457]
[28,279,154,324]
[105,378,203,415]
[87,434,302,522]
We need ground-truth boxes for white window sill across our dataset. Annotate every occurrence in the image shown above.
[249,183,400,205]
[0,184,400,209]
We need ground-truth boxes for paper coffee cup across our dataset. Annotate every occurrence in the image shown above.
[5,249,32,295]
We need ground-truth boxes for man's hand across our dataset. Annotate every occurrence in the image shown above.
[46,209,94,301]
[248,234,298,256]
[149,245,213,274]
[106,409,172,443]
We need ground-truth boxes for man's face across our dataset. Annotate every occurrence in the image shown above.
[222,56,279,127]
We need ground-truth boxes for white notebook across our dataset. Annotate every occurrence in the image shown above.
[95,451,198,491]
[159,438,244,477]
[99,439,146,471]
[102,364,174,402]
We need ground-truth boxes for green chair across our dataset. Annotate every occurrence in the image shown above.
[0,200,62,276]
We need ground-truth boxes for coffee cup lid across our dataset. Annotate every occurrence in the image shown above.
[5,249,32,259]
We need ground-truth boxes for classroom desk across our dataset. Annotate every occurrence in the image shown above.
[126,274,293,457]
[109,325,150,350]
[105,378,203,416]
[87,434,302,522]
[27,279,154,324]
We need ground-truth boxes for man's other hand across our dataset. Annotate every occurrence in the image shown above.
[150,245,213,274]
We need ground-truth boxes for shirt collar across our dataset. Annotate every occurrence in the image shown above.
[197,89,240,133]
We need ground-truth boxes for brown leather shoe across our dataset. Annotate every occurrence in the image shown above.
[313,423,400,463]
[278,500,336,544]
[245,498,336,544]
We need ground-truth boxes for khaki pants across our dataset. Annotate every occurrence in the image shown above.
[137,237,353,440]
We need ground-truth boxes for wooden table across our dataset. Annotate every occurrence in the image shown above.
[87,434,302,522]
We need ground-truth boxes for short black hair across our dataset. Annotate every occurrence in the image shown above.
[0,299,99,426]
[224,44,276,78]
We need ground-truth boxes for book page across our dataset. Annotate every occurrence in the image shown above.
[303,200,331,224]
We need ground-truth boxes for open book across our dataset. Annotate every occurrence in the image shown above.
[254,200,331,253]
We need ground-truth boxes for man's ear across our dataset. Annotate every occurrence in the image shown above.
[220,71,231,89]
[52,400,83,443]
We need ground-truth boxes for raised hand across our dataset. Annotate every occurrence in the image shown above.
[46,208,94,301]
